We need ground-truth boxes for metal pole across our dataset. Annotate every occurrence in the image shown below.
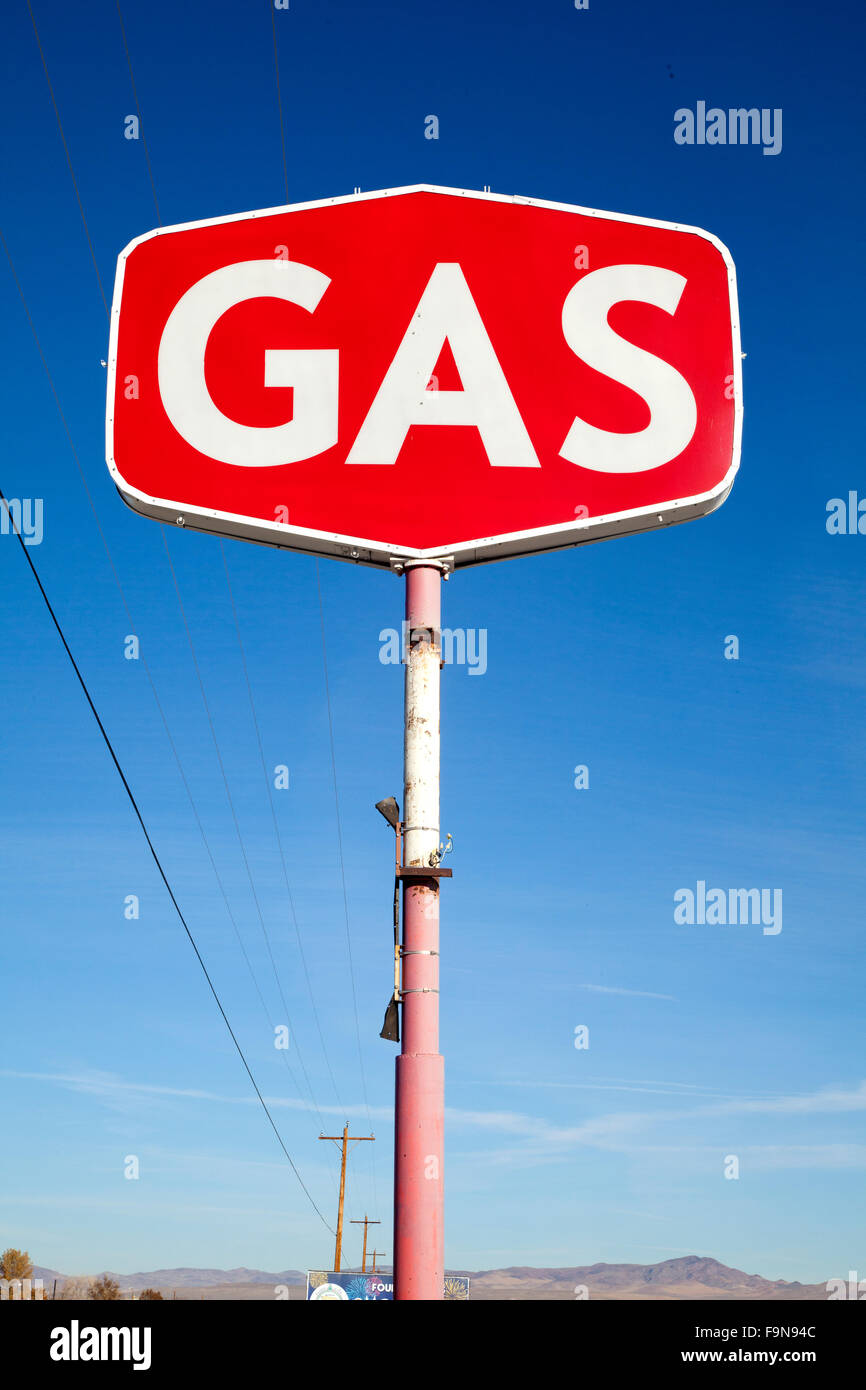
[394,559,445,1300]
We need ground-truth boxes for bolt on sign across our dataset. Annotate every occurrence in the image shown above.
[106,185,742,567]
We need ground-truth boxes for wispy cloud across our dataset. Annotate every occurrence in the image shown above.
[702,1082,866,1118]
[0,1069,392,1121]
[738,1145,866,1170]
[578,984,677,1001]
[7,1069,866,1174]
[457,1076,778,1100]
[445,1105,645,1148]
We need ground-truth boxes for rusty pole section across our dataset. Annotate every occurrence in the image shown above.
[394,559,445,1300]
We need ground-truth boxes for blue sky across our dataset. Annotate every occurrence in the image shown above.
[1,0,864,1284]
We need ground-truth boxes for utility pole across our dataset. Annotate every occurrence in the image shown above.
[393,559,448,1300]
[370,1250,386,1275]
[350,1214,381,1273]
[319,1124,375,1272]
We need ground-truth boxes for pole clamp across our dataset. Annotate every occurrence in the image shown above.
[397,865,452,880]
[390,556,454,577]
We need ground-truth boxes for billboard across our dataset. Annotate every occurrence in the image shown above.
[107,185,741,569]
[306,1271,470,1300]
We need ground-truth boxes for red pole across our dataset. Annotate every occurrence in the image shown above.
[394,560,444,1300]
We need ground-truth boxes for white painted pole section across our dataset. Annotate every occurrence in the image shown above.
[403,564,441,877]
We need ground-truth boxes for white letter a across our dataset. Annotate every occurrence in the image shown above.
[50,1329,71,1362]
[347,263,539,467]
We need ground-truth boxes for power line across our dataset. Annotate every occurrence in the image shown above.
[23,0,368,1222]
[160,528,327,1123]
[106,4,337,1141]
[2,230,342,1221]
[25,0,109,317]
[114,0,161,223]
[268,0,290,204]
[315,563,378,1214]
[0,223,330,1146]
[0,485,334,1235]
[19,11,338,1147]
[265,7,379,1218]
[220,540,344,1112]
[105,0,368,1171]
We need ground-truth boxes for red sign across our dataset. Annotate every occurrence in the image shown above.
[106,185,742,568]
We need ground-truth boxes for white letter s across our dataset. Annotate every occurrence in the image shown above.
[560,264,697,473]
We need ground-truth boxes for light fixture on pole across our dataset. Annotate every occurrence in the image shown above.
[375,796,400,830]
[376,796,402,1042]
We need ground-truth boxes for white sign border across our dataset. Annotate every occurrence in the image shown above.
[105,183,743,570]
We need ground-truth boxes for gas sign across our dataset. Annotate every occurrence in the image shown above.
[106,185,741,568]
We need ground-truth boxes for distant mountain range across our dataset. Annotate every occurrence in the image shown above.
[32,1254,829,1299]
[464,1256,827,1300]
[34,1266,304,1291]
